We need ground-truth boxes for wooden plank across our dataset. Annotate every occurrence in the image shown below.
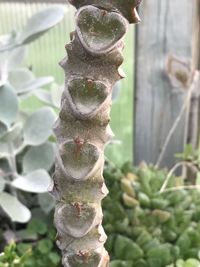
[192,0,200,70]
[134,0,194,168]
[187,0,200,149]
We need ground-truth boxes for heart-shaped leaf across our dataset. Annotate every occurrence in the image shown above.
[24,107,56,146]
[17,5,67,45]
[55,203,101,238]
[60,141,100,180]
[68,78,108,117]
[12,169,51,193]
[0,84,18,127]
[0,192,31,223]
[76,6,128,54]
[23,142,55,173]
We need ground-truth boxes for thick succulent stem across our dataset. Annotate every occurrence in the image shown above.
[51,1,141,266]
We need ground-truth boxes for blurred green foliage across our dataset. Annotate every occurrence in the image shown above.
[1,161,200,267]
[0,215,61,267]
[103,161,200,267]
[0,243,31,267]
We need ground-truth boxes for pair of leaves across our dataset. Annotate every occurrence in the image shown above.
[9,68,54,96]
[0,169,52,223]
[0,47,54,95]
[0,104,56,146]
[0,46,26,74]
[0,5,67,52]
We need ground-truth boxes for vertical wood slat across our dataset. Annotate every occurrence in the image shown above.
[193,0,200,151]
[192,0,200,70]
[187,0,200,149]
[134,0,194,168]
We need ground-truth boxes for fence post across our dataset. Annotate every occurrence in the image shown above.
[134,0,194,168]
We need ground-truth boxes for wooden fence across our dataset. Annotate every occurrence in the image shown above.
[134,0,199,168]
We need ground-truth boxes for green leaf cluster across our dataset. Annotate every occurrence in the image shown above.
[15,217,61,267]
[103,161,200,267]
[0,243,31,267]
[0,215,61,267]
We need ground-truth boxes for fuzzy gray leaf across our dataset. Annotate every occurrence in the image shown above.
[17,76,54,95]
[12,169,51,193]
[24,107,56,146]
[23,142,55,173]
[0,192,31,223]
[17,6,66,45]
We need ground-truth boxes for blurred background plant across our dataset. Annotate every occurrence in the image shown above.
[0,6,66,224]
[0,1,135,165]
[1,161,200,267]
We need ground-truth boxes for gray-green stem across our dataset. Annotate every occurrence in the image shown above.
[52,1,142,266]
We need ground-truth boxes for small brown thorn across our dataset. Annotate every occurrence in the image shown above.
[101,10,108,17]
[118,67,126,79]
[72,202,84,217]
[77,250,90,263]
[73,136,85,159]
[70,31,75,41]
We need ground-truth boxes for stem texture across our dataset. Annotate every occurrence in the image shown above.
[51,1,141,266]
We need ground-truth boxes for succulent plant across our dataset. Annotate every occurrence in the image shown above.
[103,161,200,267]
[52,1,142,266]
